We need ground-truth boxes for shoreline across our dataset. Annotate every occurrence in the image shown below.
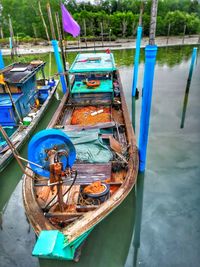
[1,35,199,56]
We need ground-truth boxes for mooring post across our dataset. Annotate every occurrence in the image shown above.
[182,25,186,44]
[188,47,197,81]
[132,26,143,98]
[131,26,142,131]
[133,0,158,265]
[138,45,157,172]
[132,0,144,98]
[52,40,67,94]
[133,43,158,267]
[47,3,67,94]
[0,50,5,70]
[180,47,198,128]
[131,1,144,132]
[166,23,171,45]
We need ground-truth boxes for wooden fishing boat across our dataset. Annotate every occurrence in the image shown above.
[0,61,59,171]
[22,52,138,261]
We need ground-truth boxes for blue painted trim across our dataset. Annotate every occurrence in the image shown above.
[138,45,158,172]
[132,26,142,97]
[0,50,4,70]
[51,40,67,94]
[188,47,197,80]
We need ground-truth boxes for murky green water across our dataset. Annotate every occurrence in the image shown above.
[0,45,199,267]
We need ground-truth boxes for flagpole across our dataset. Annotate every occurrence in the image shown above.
[47,2,67,94]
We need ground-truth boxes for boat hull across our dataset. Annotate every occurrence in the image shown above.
[23,58,138,261]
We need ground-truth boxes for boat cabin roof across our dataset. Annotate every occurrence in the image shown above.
[69,53,116,73]
[0,61,45,85]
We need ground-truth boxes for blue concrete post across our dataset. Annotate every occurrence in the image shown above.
[0,50,5,70]
[133,45,158,267]
[132,26,142,97]
[51,40,67,94]
[138,45,158,172]
[188,47,197,81]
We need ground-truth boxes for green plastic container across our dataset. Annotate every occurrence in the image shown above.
[23,117,32,126]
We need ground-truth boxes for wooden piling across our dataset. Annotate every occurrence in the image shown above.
[100,22,104,47]
[182,24,186,44]
[46,2,56,40]
[83,19,87,48]
[166,23,171,45]
[38,0,50,42]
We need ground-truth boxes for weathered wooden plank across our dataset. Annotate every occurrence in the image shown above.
[64,121,115,131]
[61,108,74,125]
[45,212,84,218]
[74,163,112,181]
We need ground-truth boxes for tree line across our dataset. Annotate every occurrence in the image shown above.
[0,0,199,41]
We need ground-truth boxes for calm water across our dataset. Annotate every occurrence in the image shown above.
[0,45,199,267]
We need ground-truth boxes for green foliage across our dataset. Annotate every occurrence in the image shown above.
[165,11,200,35]
[0,0,199,40]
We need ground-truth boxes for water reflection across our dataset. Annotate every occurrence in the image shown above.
[3,45,197,70]
[180,77,192,129]
[0,45,199,267]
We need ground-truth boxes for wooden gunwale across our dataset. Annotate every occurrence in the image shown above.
[23,70,139,243]
[0,81,59,172]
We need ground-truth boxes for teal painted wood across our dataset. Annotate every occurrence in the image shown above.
[71,80,113,94]
[39,190,136,266]
[69,53,116,73]
[32,229,92,260]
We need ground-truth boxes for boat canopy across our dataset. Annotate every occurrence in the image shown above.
[69,53,116,73]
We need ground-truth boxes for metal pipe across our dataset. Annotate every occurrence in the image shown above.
[132,26,142,97]
[17,155,44,169]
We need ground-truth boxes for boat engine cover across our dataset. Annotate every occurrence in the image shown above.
[28,129,76,177]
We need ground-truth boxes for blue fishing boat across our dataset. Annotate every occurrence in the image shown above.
[0,60,59,171]
[22,52,138,261]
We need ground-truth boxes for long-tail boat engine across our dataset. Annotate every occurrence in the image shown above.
[28,129,77,213]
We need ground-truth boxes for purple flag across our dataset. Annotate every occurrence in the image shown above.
[61,4,80,37]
